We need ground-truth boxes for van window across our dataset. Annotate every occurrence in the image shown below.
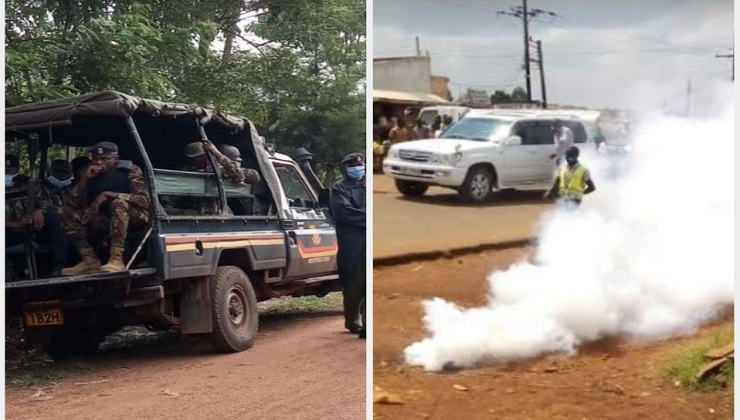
[514,121,553,145]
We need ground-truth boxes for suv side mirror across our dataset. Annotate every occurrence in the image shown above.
[318,188,331,208]
[506,135,522,146]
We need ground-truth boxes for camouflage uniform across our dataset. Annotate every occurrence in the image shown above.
[5,175,31,222]
[35,180,69,214]
[63,163,151,250]
[241,167,261,184]
[166,147,246,216]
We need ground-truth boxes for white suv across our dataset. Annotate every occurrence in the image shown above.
[382,110,588,203]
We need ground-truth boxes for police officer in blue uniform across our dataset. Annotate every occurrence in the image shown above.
[330,153,366,338]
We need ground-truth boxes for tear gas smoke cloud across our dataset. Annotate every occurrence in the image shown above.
[404,97,734,372]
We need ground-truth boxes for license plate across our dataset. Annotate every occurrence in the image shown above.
[400,167,420,175]
[25,308,64,326]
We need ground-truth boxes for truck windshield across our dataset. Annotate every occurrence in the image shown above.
[440,118,510,142]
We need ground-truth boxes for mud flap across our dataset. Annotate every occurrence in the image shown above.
[180,277,213,334]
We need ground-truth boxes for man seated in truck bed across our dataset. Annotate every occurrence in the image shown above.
[6,156,74,278]
[61,141,151,275]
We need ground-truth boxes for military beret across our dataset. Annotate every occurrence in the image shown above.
[89,141,119,156]
[340,153,365,165]
[5,154,19,168]
[50,159,73,173]
[185,142,206,158]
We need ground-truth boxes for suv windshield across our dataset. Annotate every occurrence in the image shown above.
[439,117,510,142]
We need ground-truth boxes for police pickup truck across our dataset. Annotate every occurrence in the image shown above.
[5,91,341,359]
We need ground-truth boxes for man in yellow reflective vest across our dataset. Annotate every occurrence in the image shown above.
[544,146,596,207]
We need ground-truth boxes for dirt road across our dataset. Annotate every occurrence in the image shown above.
[373,175,551,259]
[6,309,365,420]
[373,248,733,420]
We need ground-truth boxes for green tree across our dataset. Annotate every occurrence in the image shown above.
[5,0,366,172]
[511,86,527,102]
[490,90,511,104]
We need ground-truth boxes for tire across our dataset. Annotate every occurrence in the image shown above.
[461,166,494,204]
[208,266,259,353]
[395,180,429,197]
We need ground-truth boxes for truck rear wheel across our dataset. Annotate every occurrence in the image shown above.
[395,180,429,197]
[208,266,259,352]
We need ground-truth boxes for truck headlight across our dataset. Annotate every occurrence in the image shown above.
[387,147,399,159]
[439,152,463,165]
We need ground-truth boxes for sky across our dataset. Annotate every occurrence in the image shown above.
[374,0,734,110]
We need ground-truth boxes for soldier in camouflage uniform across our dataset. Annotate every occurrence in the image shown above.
[62,142,151,275]
[217,144,261,185]
[166,140,247,216]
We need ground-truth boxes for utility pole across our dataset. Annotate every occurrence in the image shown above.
[529,39,547,108]
[415,36,421,56]
[715,49,734,80]
[497,2,556,103]
[686,79,692,117]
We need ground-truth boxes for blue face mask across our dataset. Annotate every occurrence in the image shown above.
[5,174,16,187]
[47,175,73,189]
[346,166,365,180]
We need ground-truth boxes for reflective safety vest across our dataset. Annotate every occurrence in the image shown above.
[559,163,588,199]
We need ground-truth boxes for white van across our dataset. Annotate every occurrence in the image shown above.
[382,110,588,203]
[418,106,470,127]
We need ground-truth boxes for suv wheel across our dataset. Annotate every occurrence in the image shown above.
[395,180,429,197]
[208,266,259,352]
[461,166,494,203]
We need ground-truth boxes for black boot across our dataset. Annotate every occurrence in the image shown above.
[345,322,361,334]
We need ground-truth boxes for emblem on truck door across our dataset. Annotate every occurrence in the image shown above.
[311,232,322,245]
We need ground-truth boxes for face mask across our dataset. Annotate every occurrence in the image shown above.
[48,175,73,189]
[346,166,365,180]
[566,158,578,166]
[5,173,17,187]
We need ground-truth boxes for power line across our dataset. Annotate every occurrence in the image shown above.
[715,48,734,80]
[496,0,557,102]
[542,17,719,55]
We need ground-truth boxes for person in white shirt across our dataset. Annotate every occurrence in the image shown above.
[549,119,574,165]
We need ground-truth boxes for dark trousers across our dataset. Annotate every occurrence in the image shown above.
[343,249,366,330]
[7,211,70,267]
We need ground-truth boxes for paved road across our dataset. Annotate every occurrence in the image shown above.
[373,175,552,259]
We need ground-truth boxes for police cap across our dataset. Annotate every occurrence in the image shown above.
[90,141,119,156]
[340,153,365,166]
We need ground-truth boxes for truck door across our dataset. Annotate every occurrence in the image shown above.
[273,162,338,280]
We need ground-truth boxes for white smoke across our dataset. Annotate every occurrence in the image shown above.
[404,101,734,372]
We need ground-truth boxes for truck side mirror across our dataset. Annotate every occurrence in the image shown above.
[506,135,522,146]
[318,188,331,208]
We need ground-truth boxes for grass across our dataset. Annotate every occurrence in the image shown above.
[258,292,344,316]
[662,327,734,391]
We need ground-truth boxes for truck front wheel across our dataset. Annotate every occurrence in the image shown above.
[208,266,259,352]
[395,180,429,197]
[461,166,494,203]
